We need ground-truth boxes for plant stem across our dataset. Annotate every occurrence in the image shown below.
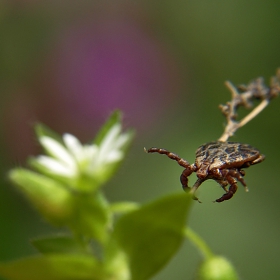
[110,202,140,214]
[184,227,214,260]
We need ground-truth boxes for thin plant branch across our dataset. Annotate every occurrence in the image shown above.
[184,227,214,260]
[218,69,280,142]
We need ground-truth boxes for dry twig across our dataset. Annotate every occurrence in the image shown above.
[218,69,280,142]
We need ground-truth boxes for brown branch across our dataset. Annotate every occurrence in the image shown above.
[218,69,280,142]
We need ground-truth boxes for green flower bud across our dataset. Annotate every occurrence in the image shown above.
[197,256,239,280]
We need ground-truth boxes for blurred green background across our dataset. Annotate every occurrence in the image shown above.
[0,1,279,279]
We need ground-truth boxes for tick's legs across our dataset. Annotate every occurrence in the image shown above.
[215,168,247,202]
[145,147,192,169]
[188,178,204,203]
[145,147,197,190]
[215,175,238,202]
[145,147,199,200]
[211,169,229,192]
[241,154,265,168]
[250,154,265,165]
[180,164,197,190]
[227,169,248,192]
[215,179,228,192]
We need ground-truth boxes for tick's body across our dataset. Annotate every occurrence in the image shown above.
[146,141,265,202]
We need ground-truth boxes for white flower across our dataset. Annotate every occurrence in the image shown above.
[35,124,131,180]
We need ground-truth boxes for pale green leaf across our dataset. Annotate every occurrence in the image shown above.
[114,192,193,280]
[31,235,92,255]
[9,168,73,224]
[0,254,103,280]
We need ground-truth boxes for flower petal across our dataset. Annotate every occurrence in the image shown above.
[39,136,76,169]
[98,124,121,158]
[63,133,83,161]
[36,155,77,177]
[114,132,131,150]
[105,150,123,163]
[82,145,99,159]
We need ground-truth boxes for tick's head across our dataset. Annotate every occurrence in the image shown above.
[196,163,209,179]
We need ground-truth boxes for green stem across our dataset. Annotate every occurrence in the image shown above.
[184,227,214,260]
[110,201,140,214]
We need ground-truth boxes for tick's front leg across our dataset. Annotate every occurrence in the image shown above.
[180,164,197,191]
[181,167,203,202]
[180,167,193,191]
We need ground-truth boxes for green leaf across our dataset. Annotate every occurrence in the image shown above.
[0,254,103,280]
[31,235,92,255]
[94,110,122,145]
[113,192,193,280]
[9,168,73,224]
[9,168,110,240]
[34,123,63,145]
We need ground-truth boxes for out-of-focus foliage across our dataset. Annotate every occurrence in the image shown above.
[0,112,194,280]
[0,111,241,280]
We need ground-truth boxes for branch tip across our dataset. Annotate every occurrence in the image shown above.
[218,69,280,142]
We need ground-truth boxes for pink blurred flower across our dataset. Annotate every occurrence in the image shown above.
[43,17,182,133]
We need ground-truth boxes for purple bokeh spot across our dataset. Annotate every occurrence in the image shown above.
[48,18,181,132]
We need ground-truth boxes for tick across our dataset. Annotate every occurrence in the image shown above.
[145,141,265,202]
